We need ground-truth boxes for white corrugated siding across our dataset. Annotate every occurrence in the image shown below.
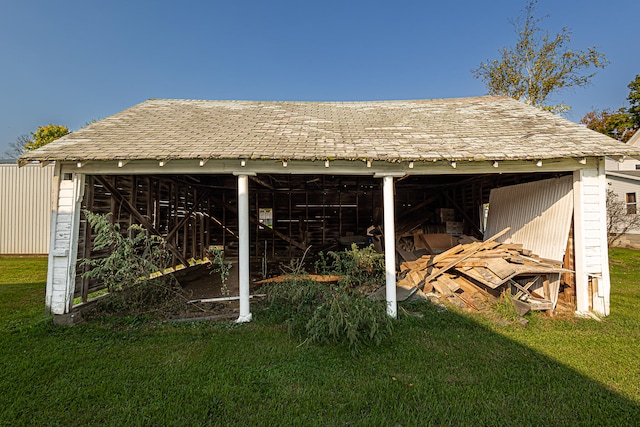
[484,175,574,262]
[0,163,54,254]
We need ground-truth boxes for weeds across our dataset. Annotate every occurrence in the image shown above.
[261,277,393,354]
[80,211,186,318]
[315,244,385,293]
[209,247,231,297]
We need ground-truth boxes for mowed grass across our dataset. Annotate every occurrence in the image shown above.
[1,252,639,426]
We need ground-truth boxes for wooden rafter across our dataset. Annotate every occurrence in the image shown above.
[95,175,190,265]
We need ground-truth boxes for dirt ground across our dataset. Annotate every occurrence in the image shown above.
[166,258,267,321]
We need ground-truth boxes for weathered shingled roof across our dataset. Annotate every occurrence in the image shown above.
[19,96,639,163]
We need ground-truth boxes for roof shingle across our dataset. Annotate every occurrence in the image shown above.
[19,96,640,163]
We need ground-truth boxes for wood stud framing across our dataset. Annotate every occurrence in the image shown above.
[74,171,568,304]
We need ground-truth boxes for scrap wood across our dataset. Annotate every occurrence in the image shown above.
[455,293,479,311]
[485,258,518,280]
[253,274,341,285]
[148,257,212,279]
[436,274,461,293]
[418,227,511,290]
[397,270,426,289]
[510,277,539,299]
[452,275,495,299]
[432,278,454,297]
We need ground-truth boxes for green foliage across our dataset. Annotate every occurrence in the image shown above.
[80,211,186,317]
[580,108,636,142]
[473,0,607,114]
[627,74,640,129]
[80,211,172,292]
[494,291,522,323]
[315,244,385,291]
[24,124,69,151]
[306,291,393,353]
[209,247,231,297]
[262,277,393,354]
[581,74,640,142]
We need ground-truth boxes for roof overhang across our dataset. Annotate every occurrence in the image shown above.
[37,156,603,176]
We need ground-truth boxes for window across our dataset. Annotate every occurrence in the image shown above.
[626,192,637,214]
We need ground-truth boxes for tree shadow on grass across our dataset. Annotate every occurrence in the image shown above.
[1,295,639,426]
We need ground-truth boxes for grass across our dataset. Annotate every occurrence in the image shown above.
[1,252,640,426]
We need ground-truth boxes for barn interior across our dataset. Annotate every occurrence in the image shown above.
[73,170,576,311]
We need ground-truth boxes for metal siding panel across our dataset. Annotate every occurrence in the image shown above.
[0,164,54,254]
[485,176,573,262]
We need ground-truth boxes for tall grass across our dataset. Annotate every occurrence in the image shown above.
[1,252,639,426]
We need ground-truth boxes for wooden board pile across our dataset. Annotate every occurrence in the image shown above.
[396,228,570,314]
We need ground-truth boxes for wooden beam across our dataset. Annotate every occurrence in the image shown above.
[211,195,308,251]
[95,176,190,266]
[249,175,275,190]
[165,190,210,242]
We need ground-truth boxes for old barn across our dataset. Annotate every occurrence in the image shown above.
[18,96,639,321]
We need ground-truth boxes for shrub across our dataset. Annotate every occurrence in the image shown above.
[261,277,393,354]
[81,211,172,292]
[315,244,385,292]
[80,211,183,318]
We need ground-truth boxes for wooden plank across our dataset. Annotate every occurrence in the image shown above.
[253,274,341,285]
[433,278,454,297]
[509,278,538,298]
[437,274,461,293]
[453,275,490,297]
[486,257,518,280]
[430,244,464,265]
[457,268,503,289]
[456,260,489,268]
[527,297,553,311]
[511,298,531,316]
[419,227,511,289]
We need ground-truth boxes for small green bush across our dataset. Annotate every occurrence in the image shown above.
[81,211,172,292]
[315,244,385,292]
[261,277,393,354]
[80,211,183,318]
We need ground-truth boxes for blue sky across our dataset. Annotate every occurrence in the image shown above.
[1,0,639,156]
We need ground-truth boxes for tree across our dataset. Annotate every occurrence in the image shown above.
[472,0,608,114]
[580,108,636,142]
[581,74,640,142]
[2,134,30,160]
[24,124,69,151]
[606,189,640,246]
[627,74,640,128]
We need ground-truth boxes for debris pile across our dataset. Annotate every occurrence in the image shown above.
[395,228,571,316]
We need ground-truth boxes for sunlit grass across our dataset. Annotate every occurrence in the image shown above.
[1,252,639,425]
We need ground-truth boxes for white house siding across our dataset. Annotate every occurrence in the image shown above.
[46,168,84,315]
[0,163,54,255]
[606,173,640,234]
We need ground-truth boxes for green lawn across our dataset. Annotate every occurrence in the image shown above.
[1,253,639,426]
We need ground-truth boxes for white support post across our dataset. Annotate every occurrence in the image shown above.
[381,175,398,318]
[235,172,254,323]
[46,169,85,315]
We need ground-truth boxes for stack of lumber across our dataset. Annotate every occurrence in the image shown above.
[397,228,570,313]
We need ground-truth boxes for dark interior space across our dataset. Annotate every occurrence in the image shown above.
[74,171,568,303]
